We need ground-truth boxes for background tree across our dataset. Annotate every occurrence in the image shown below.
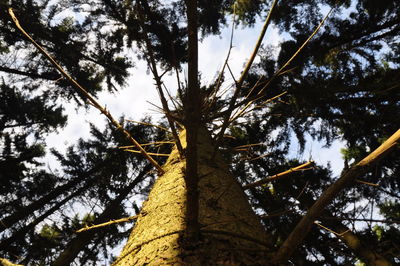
[0,0,399,265]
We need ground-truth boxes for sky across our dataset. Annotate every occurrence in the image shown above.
[25,2,349,262]
[42,11,344,178]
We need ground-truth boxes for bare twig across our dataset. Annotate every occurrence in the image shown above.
[236,0,279,89]
[124,149,170,157]
[226,63,238,85]
[213,0,279,152]
[236,9,333,119]
[243,161,315,189]
[244,75,265,99]
[247,153,272,162]
[320,212,392,265]
[259,9,333,97]
[163,82,180,111]
[76,215,138,233]
[209,3,237,108]
[8,8,164,175]
[314,221,349,237]
[321,216,400,225]
[234,143,263,149]
[273,129,400,263]
[231,91,287,121]
[356,179,379,186]
[118,141,174,149]
[135,2,184,158]
[125,119,170,132]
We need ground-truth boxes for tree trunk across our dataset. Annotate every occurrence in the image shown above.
[114,128,271,265]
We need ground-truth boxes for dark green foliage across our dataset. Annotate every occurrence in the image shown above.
[1,0,133,101]
[0,116,167,264]
[0,0,399,264]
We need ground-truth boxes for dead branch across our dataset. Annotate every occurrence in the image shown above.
[235,9,333,119]
[234,143,263,149]
[124,149,170,157]
[356,179,379,186]
[208,4,237,109]
[273,129,400,264]
[0,258,23,266]
[247,153,273,162]
[125,119,170,132]
[231,91,288,121]
[319,211,392,265]
[76,215,138,233]
[213,0,278,152]
[243,161,314,189]
[321,216,400,225]
[314,221,349,237]
[8,8,164,175]
[118,141,174,149]
[135,2,184,157]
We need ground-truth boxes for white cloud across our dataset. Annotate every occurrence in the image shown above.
[198,20,282,84]
[42,15,345,180]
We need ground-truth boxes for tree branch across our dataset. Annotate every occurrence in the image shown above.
[76,215,138,233]
[0,65,59,80]
[8,8,164,175]
[319,212,392,265]
[243,161,314,189]
[135,1,184,158]
[213,0,278,151]
[235,8,333,118]
[321,216,400,225]
[273,129,400,263]
[208,4,237,109]
[0,258,22,266]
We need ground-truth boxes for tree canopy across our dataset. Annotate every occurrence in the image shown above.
[0,0,399,265]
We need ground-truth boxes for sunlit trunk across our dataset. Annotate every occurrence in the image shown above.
[114,128,270,265]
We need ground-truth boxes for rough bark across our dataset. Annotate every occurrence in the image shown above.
[184,0,201,243]
[114,128,271,265]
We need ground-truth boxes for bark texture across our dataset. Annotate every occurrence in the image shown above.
[114,128,271,265]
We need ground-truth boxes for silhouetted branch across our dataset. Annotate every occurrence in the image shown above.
[214,0,278,151]
[243,161,314,189]
[136,1,184,158]
[273,129,400,263]
[8,8,164,175]
[236,8,333,117]
[321,216,400,225]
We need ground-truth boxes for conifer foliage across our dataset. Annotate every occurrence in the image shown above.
[0,0,399,265]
